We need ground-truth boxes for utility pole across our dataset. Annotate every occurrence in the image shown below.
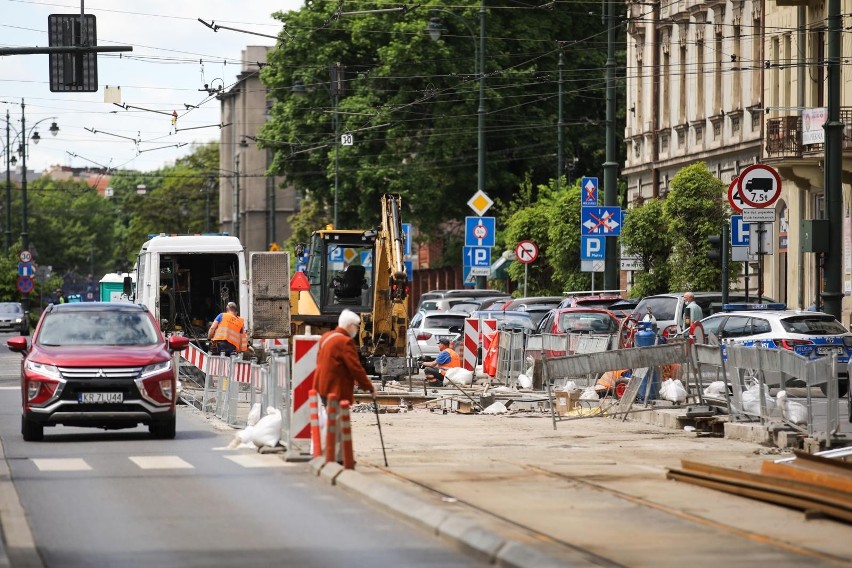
[475,0,488,290]
[603,0,619,290]
[557,52,564,193]
[822,0,842,319]
[4,109,10,254]
[233,153,241,241]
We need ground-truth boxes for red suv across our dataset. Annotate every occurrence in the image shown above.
[7,302,189,441]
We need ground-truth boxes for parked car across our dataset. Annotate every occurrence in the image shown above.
[557,293,624,310]
[699,304,852,396]
[407,310,469,357]
[535,307,621,335]
[416,289,509,311]
[606,298,642,321]
[479,297,513,311]
[7,302,190,441]
[0,302,29,334]
[630,292,775,337]
[468,310,536,334]
[501,296,563,312]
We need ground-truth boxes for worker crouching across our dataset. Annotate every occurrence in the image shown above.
[421,337,460,387]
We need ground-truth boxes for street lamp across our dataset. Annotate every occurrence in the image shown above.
[426,3,487,288]
[292,63,345,228]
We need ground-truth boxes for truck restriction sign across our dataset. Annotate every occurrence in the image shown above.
[515,240,538,264]
[737,164,782,208]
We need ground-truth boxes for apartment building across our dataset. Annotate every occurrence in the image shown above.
[219,46,298,255]
[624,0,852,324]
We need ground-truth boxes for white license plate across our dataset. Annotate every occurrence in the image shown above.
[817,345,845,355]
[78,392,123,404]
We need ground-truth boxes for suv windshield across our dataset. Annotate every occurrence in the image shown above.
[423,315,467,329]
[633,297,678,321]
[38,311,160,346]
[781,315,848,335]
[0,303,23,314]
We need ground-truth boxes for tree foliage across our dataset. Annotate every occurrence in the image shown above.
[620,199,671,297]
[260,0,616,244]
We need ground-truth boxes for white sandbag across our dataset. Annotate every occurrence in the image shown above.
[491,386,517,394]
[776,391,807,425]
[247,402,262,427]
[659,378,687,403]
[251,407,283,448]
[517,373,533,390]
[482,401,508,414]
[563,380,578,392]
[579,386,598,400]
[703,381,726,397]
[741,382,775,415]
[444,367,474,385]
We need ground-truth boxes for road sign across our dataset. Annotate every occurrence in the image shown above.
[360,251,373,267]
[467,190,494,216]
[737,164,782,208]
[469,267,490,276]
[463,246,491,268]
[18,262,34,277]
[580,260,605,273]
[581,206,622,235]
[462,266,477,286]
[748,222,774,255]
[727,178,744,213]
[742,208,777,223]
[19,250,32,263]
[730,215,750,247]
[16,276,33,294]
[581,177,598,206]
[402,223,412,255]
[405,260,413,277]
[620,257,643,271]
[465,216,496,247]
[581,236,605,260]
[340,133,354,146]
[515,240,538,264]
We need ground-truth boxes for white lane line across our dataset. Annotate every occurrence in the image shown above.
[129,456,194,469]
[224,454,297,468]
[32,458,92,472]
[0,386,19,390]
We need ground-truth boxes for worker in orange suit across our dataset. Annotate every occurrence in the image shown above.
[207,301,247,356]
[421,337,461,387]
[314,309,376,462]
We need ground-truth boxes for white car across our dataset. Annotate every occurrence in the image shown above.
[407,310,468,358]
[699,304,852,396]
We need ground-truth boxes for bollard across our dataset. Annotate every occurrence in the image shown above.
[340,400,354,469]
[324,394,339,464]
[309,389,322,458]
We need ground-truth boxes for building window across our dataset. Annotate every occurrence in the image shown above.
[660,133,669,152]
[696,125,704,142]
[751,111,760,131]
[732,116,740,134]
[714,121,721,138]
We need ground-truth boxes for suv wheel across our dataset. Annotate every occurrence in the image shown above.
[149,415,176,439]
[820,379,849,398]
[21,415,43,442]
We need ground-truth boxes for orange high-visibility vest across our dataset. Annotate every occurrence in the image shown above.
[212,312,247,351]
[439,348,461,375]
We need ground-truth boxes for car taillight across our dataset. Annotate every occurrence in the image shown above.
[774,339,814,350]
[416,332,432,341]
[26,379,59,405]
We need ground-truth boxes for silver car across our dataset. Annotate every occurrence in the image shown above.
[407,310,468,357]
[0,302,29,334]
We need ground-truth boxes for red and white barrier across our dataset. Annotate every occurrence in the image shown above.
[232,360,253,384]
[463,318,480,371]
[181,342,207,373]
[291,335,320,441]
[463,318,499,371]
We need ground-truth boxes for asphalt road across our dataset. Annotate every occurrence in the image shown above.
[0,337,484,568]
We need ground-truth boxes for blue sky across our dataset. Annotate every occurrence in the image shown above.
[0,0,302,174]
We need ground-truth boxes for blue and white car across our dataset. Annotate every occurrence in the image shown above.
[698,303,852,396]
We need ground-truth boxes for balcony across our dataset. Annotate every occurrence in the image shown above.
[766,108,852,158]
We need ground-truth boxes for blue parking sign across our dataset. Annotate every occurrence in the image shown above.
[402,223,412,255]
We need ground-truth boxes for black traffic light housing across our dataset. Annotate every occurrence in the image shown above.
[707,234,723,264]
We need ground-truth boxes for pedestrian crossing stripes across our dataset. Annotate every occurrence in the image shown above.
[30,453,299,472]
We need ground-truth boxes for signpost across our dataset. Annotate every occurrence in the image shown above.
[515,240,538,296]
[464,192,495,288]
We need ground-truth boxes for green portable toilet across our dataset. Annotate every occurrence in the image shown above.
[99,272,135,302]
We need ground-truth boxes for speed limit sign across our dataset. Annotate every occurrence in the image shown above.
[340,133,354,146]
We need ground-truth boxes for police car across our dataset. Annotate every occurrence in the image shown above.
[698,303,851,396]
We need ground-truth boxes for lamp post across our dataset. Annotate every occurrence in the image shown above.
[292,63,345,227]
[427,3,487,288]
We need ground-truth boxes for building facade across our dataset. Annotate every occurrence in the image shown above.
[219,46,298,255]
[624,0,852,325]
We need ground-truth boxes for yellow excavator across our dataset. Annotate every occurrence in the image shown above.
[290,194,410,378]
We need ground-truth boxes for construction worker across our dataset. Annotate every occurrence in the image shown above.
[422,337,460,387]
[207,301,247,356]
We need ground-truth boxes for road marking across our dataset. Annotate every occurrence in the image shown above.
[0,386,18,390]
[32,458,91,472]
[224,454,295,468]
[129,456,194,469]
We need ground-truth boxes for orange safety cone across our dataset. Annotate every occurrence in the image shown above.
[309,389,322,458]
[324,393,339,464]
[340,400,354,469]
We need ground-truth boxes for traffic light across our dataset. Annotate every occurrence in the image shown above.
[707,234,722,265]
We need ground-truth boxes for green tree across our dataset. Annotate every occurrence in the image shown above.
[662,162,727,292]
[620,198,672,297]
[261,1,617,250]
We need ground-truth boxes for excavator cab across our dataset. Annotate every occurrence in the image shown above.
[304,229,376,317]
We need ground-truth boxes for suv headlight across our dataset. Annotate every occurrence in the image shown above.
[140,360,171,379]
[25,360,61,380]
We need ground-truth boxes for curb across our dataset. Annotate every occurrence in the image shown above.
[310,459,597,568]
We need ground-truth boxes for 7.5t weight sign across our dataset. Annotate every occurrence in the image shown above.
[737,164,782,209]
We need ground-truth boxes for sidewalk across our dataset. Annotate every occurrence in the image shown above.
[310,406,852,567]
